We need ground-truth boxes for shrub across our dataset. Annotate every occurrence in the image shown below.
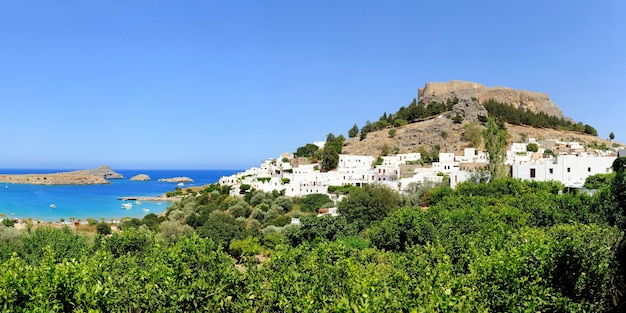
[96,222,112,236]
[229,236,265,262]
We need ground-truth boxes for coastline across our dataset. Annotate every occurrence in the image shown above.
[117,195,180,202]
[0,169,238,222]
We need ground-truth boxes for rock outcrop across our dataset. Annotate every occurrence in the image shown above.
[158,177,194,183]
[452,98,488,123]
[418,80,566,119]
[130,174,151,181]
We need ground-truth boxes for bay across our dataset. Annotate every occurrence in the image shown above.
[0,169,240,222]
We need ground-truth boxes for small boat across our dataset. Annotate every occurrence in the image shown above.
[135,200,142,205]
[142,208,150,212]
[50,204,56,209]
[121,203,133,209]
[177,182,184,187]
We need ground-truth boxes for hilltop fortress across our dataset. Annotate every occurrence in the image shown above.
[418,80,566,119]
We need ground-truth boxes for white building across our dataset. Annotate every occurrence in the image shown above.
[338,154,375,170]
[510,143,528,154]
[511,155,615,187]
[455,148,488,164]
[382,153,421,166]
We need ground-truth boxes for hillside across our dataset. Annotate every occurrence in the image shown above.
[342,114,622,158]
[340,80,622,158]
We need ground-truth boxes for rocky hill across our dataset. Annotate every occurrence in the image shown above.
[418,80,566,119]
[343,117,619,158]
[342,81,621,158]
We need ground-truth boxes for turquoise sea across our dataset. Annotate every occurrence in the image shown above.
[0,169,241,222]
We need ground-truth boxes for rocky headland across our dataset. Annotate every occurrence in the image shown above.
[66,165,123,179]
[0,165,123,185]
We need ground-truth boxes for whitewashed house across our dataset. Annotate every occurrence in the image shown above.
[511,155,615,187]
[382,153,421,166]
[455,148,489,164]
[432,152,458,174]
[338,154,375,170]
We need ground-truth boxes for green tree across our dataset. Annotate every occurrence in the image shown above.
[273,196,294,212]
[610,132,615,140]
[285,215,359,246]
[360,131,367,141]
[527,143,539,152]
[380,143,391,156]
[393,119,408,127]
[321,147,339,171]
[338,183,402,230]
[197,211,249,248]
[239,184,251,194]
[611,157,626,213]
[2,218,14,227]
[483,117,508,180]
[96,222,112,236]
[229,201,251,218]
[463,122,482,148]
[584,173,615,189]
[320,133,345,172]
[294,143,320,158]
[325,133,345,154]
[584,124,598,136]
[348,124,359,138]
[298,193,333,212]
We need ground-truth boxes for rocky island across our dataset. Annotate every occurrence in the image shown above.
[0,165,123,185]
[158,177,194,183]
[130,174,151,181]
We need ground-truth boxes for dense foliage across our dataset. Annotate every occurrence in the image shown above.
[483,99,598,136]
[358,98,456,136]
[2,163,626,311]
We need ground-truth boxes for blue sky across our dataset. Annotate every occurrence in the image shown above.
[1,1,624,169]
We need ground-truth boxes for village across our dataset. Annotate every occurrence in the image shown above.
[220,138,623,200]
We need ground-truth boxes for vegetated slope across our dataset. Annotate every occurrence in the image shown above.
[342,80,622,158]
[342,115,621,158]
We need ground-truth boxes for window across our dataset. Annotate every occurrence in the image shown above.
[549,168,554,174]
[588,167,591,172]
[530,168,536,178]
[567,167,571,173]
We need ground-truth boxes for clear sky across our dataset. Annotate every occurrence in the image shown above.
[1,1,624,169]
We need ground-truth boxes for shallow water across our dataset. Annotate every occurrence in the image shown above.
[0,169,240,222]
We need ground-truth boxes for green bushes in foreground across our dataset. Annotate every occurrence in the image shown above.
[0,228,622,312]
[0,176,625,311]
